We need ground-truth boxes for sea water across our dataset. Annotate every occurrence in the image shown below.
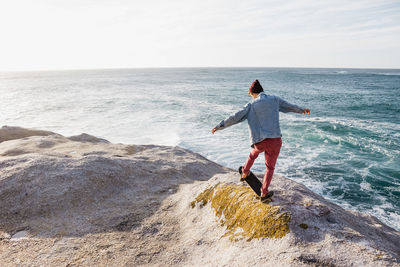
[1,68,399,231]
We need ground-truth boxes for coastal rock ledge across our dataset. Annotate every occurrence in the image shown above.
[0,126,399,266]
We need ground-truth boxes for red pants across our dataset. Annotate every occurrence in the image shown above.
[243,138,282,196]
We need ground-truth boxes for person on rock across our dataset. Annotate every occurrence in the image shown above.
[211,80,310,202]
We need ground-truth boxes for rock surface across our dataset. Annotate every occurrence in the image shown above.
[0,126,399,266]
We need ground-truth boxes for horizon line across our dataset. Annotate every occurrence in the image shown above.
[1,65,400,73]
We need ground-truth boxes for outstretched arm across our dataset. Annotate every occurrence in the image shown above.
[211,103,250,134]
[278,97,310,114]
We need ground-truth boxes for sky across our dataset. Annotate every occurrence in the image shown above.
[0,0,399,71]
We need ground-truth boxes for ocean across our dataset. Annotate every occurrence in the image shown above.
[1,67,399,231]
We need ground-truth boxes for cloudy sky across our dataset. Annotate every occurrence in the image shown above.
[0,0,399,71]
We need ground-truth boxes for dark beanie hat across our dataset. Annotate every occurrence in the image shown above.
[249,80,264,94]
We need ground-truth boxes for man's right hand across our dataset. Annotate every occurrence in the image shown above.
[304,108,310,115]
[211,127,217,134]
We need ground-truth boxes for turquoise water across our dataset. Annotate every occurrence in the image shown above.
[1,68,399,230]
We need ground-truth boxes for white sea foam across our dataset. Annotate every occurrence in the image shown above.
[360,181,372,191]
[335,70,348,74]
[373,72,400,76]
[287,115,400,133]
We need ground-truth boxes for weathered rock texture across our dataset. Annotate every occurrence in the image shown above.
[0,126,399,266]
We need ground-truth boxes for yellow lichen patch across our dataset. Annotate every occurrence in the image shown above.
[190,184,217,208]
[192,184,291,241]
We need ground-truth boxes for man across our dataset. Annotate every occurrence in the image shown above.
[211,80,310,202]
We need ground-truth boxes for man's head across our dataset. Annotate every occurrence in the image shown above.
[248,79,263,98]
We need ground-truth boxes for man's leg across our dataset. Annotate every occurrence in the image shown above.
[242,146,262,176]
[260,138,282,196]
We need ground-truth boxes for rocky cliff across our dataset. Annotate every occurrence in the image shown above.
[0,126,399,266]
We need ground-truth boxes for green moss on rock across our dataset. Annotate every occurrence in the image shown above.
[192,184,291,241]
